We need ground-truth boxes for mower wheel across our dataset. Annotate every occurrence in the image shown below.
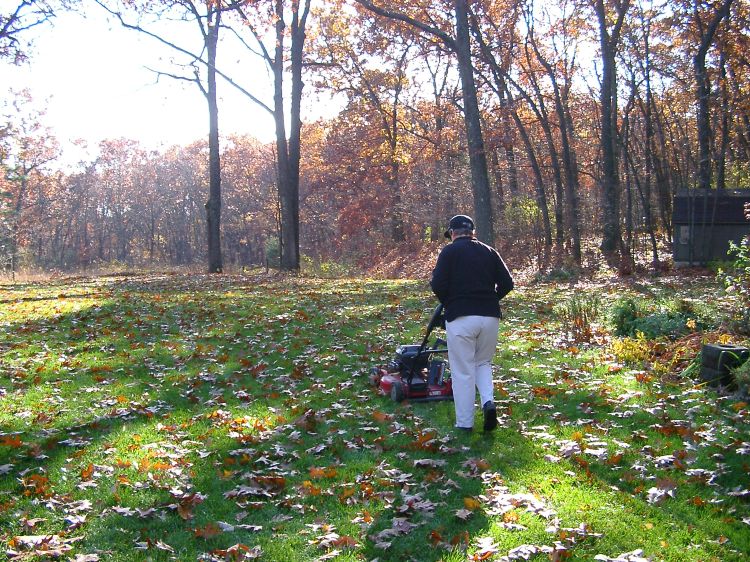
[390,381,405,402]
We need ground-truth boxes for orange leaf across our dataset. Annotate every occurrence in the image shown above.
[177,503,195,520]
[607,453,623,466]
[503,511,519,523]
[372,410,392,423]
[309,467,326,478]
[332,535,358,548]
[339,486,356,502]
[451,530,470,546]
[81,463,94,481]
[302,481,321,496]
[0,435,22,448]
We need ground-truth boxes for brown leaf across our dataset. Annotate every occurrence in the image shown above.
[455,508,473,520]
[372,410,393,423]
[193,523,222,539]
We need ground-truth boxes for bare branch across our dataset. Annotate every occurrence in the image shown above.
[353,0,456,51]
[94,0,273,115]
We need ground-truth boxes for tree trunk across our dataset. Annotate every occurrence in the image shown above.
[272,0,297,271]
[507,100,552,249]
[716,50,729,190]
[642,31,660,269]
[283,0,310,269]
[595,0,630,265]
[694,0,732,191]
[205,9,223,273]
[454,0,494,245]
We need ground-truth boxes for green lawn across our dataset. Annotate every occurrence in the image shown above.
[0,272,748,561]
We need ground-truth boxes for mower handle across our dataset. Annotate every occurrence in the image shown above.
[407,304,445,383]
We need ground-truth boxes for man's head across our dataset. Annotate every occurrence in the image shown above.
[444,215,475,239]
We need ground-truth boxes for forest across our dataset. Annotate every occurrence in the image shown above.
[1,0,749,276]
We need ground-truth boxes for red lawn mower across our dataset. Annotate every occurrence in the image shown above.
[369,304,453,402]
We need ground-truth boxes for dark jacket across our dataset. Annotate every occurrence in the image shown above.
[430,236,514,322]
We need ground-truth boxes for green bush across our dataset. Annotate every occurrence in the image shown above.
[718,235,750,334]
[610,298,641,336]
[734,358,750,394]
[609,297,706,339]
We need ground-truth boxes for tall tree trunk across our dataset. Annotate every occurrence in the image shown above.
[642,27,660,268]
[284,0,310,269]
[273,0,297,271]
[454,0,494,244]
[694,0,732,191]
[205,11,222,273]
[506,95,552,249]
[490,148,505,216]
[716,50,729,190]
[595,0,630,265]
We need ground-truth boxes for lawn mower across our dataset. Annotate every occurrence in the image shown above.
[369,303,453,402]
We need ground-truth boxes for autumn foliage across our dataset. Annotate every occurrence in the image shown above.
[2,0,750,275]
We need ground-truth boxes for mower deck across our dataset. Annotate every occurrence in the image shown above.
[369,304,453,403]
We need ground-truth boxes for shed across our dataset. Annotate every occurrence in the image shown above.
[673,189,750,265]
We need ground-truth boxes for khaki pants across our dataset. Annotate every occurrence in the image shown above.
[446,315,499,428]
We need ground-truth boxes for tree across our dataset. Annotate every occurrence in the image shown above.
[96,0,230,272]
[594,0,631,265]
[354,0,496,245]
[0,91,58,276]
[0,0,58,63]
[229,0,312,271]
[314,1,418,242]
[692,0,733,191]
[468,0,554,253]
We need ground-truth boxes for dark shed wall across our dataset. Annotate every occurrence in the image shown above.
[673,189,750,265]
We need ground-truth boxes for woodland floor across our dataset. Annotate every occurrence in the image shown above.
[0,270,748,561]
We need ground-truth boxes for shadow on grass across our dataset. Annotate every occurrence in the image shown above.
[3,275,475,560]
[3,274,746,561]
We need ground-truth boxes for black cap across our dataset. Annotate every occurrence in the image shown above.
[444,214,475,238]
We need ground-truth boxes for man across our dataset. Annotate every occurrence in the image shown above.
[430,215,514,432]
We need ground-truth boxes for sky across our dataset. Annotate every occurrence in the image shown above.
[0,4,298,168]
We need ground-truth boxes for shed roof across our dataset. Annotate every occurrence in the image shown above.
[673,189,750,225]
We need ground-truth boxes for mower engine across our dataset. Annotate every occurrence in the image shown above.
[369,304,453,402]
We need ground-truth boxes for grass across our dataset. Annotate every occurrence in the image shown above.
[0,271,748,561]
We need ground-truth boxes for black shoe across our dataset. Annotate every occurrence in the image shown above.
[483,401,497,432]
[455,426,473,433]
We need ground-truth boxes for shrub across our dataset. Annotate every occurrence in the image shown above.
[717,234,750,335]
[610,298,640,336]
[609,297,706,340]
[554,293,601,342]
[300,255,354,278]
[610,334,651,366]
[734,358,750,394]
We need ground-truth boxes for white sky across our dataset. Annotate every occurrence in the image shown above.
[0,4,310,168]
